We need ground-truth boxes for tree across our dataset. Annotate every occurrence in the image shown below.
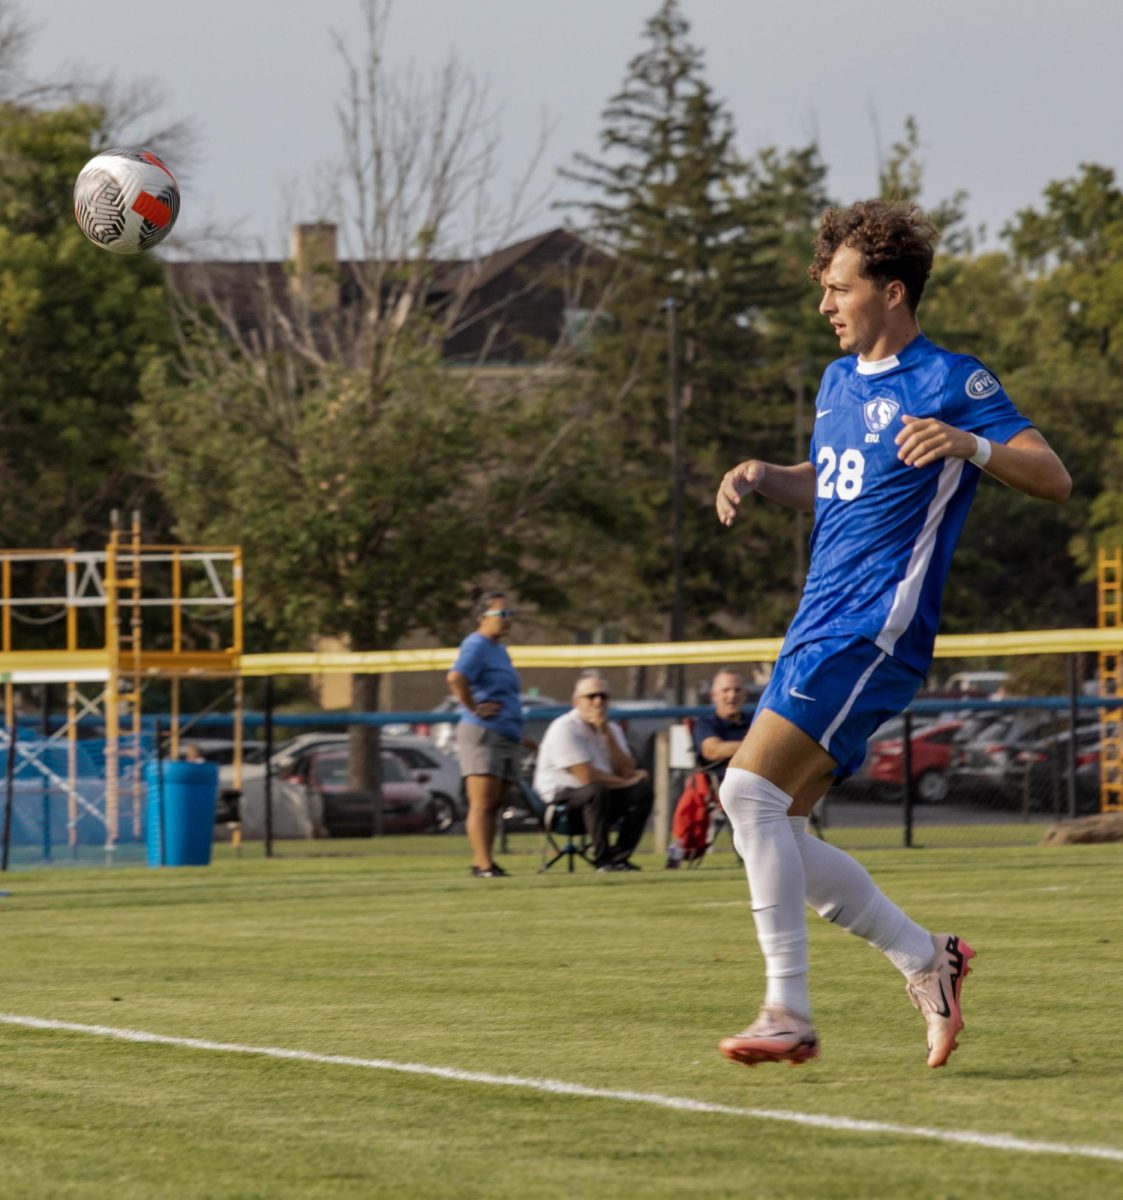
[1002,165,1123,605]
[0,98,174,560]
[0,0,193,633]
[137,0,605,807]
[560,0,832,656]
[876,115,972,253]
[865,125,1094,634]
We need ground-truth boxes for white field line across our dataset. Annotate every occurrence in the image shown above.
[3,1013,1122,1165]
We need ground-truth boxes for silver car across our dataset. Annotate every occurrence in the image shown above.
[234,731,462,833]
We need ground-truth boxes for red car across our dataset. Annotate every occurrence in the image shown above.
[867,720,965,804]
[287,747,435,836]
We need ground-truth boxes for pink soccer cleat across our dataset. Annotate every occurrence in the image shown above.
[719,1004,820,1068]
[906,933,976,1068]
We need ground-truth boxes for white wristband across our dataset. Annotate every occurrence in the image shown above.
[970,435,992,468]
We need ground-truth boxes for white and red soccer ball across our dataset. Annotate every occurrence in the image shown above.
[73,147,180,254]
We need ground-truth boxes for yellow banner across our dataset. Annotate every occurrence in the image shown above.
[236,628,1123,676]
[2,628,1120,680]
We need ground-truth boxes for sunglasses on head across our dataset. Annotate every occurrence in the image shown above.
[481,608,516,618]
[578,691,609,701]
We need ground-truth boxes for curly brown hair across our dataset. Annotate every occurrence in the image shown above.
[809,200,938,313]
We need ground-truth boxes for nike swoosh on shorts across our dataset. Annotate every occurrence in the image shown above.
[789,687,816,702]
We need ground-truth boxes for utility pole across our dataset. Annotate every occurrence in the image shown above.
[664,297,685,704]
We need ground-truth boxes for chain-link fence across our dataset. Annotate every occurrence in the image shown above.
[0,728,152,868]
[817,695,1109,849]
[2,678,1116,869]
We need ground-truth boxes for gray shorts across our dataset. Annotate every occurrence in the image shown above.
[457,722,522,779]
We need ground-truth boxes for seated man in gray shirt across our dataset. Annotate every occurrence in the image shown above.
[533,671,654,871]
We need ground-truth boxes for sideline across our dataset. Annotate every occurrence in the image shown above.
[2,1012,1121,1165]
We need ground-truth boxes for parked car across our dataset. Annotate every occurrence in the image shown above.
[267,732,349,775]
[181,737,268,767]
[867,719,966,803]
[378,734,463,832]
[829,711,995,802]
[180,738,268,797]
[1008,725,1103,814]
[241,731,464,832]
[422,693,676,776]
[830,715,932,800]
[285,747,434,837]
[421,693,568,755]
[951,712,1095,804]
[943,671,1010,697]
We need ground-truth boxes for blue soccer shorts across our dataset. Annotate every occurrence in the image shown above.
[757,635,925,779]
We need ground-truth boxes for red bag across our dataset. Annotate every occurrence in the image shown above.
[671,771,714,861]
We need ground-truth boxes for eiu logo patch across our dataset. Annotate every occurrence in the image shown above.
[966,368,1000,399]
[863,396,899,433]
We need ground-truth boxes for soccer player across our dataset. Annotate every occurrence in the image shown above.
[714,200,1070,1069]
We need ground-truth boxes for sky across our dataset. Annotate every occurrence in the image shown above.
[20,0,1123,259]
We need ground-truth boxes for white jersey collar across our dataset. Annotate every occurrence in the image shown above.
[856,353,900,375]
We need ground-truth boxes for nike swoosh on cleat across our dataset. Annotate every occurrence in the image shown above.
[789,687,816,702]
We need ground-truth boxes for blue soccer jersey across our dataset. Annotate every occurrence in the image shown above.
[781,334,1033,676]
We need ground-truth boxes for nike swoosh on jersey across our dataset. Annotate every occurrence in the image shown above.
[816,409,832,418]
[789,687,816,702]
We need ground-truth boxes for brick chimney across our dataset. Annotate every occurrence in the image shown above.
[290,222,338,312]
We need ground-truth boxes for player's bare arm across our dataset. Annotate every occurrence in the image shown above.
[716,459,816,526]
[895,418,1071,503]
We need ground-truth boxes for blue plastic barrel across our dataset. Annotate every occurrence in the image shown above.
[144,760,219,867]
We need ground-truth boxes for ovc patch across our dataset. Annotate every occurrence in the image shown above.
[965,368,1000,399]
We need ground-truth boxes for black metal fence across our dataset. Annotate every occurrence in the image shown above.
[2,685,1115,868]
[818,694,1111,849]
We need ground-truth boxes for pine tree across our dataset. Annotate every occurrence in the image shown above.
[559,0,831,645]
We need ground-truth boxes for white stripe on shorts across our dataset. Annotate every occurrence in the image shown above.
[818,650,886,753]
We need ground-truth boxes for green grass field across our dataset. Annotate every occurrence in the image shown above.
[2,834,1122,1199]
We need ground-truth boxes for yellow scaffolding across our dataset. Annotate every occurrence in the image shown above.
[0,516,243,854]
[1097,547,1123,812]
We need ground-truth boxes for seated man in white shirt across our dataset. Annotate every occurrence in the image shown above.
[533,671,654,871]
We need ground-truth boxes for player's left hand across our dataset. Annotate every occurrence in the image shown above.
[895,415,977,468]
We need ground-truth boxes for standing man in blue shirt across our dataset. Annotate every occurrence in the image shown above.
[713,200,1071,1070]
[448,589,526,878]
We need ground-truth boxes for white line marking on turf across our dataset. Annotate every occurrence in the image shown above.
[3,1013,1121,1165]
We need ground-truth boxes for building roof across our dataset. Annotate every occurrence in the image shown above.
[167,227,605,363]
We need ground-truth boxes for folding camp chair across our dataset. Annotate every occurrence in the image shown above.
[674,718,737,866]
[539,797,595,873]
[506,777,597,873]
[675,719,826,867]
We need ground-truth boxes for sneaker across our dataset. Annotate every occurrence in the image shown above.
[719,1004,820,1067]
[487,862,510,877]
[613,859,641,871]
[906,933,976,1068]
[469,865,501,878]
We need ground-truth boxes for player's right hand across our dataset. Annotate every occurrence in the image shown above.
[716,460,766,526]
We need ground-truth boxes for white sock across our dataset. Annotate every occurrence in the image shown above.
[719,768,810,1017]
[788,817,934,977]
